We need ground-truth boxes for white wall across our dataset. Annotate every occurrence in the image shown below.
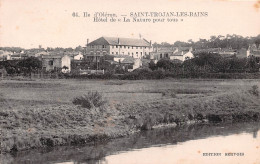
[109,45,151,59]
[183,52,194,61]
[74,52,83,60]
[61,55,71,73]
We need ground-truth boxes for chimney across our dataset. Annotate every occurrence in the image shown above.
[150,40,152,46]
[118,38,120,45]
[87,39,89,45]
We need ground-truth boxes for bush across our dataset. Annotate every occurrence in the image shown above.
[72,91,107,109]
[249,85,259,97]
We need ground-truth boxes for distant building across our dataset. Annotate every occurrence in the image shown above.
[151,47,194,63]
[0,50,12,61]
[41,55,71,73]
[10,53,28,60]
[85,37,152,62]
[73,52,84,60]
[101,55,142,72]
[247,44,260,58]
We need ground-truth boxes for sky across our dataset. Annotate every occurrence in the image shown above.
[0,0,260,49]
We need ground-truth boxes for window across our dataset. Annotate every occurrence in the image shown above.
[141,52,142,56]
[128,52,130,55]
[102,45,106,48]
[124,46,126,48]
[120,46,122,48]
[132,46,134,49]
[91,45,94,48]
[136,47,138,49]
[112,46,114,48]
[49,60,53,66]
[122,52,124,55]
[160,54,162,58]
[112,52,114,55]
[116,45,118,48]
[128,46,130,49]
[136,52,138,54]
[116,52,118,55]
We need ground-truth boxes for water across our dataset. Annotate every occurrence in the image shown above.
[2,122,260,164]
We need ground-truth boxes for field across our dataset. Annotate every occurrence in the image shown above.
[0,78,260,153]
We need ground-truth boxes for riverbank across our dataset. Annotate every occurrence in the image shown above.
[0,79,260,153]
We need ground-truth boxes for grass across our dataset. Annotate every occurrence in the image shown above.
[0,78,260,153]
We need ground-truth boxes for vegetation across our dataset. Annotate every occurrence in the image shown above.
[249,85,259,97]
[72,91,107,109]
[0,57,42,75]
[153,34,260,50]
[1,79,260,153]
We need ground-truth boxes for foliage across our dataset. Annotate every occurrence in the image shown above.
[148,60,157,70]
[152,34,260,50]
[249,85,259,97]
[72,91,107,109]
[17,57,42,75]
[156,58,173,70]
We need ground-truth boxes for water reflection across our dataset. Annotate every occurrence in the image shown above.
[2,122,260,164]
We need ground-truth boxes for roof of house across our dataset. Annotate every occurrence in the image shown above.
[11,53,28,57]
[42,55,63,59]
[109,55,135,64]
[121,57,134,64]
[171,52,183,56]
[88,37,151,47]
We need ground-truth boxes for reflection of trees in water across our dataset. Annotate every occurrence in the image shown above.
[5,122,260,164]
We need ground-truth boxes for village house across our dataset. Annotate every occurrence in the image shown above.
[41,54,71,73]
[0,50,13,61]
[112,55,142,71]
[247,44,260,58]
[10,52,28,60]
[73,52,84,60]
[85,37,152,61]
[150,47,194,63]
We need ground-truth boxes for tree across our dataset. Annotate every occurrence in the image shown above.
[148,60,157,70]
[156,58,173,70]
[17,57,42,75]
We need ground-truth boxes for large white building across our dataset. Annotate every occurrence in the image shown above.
[85,37,152,60]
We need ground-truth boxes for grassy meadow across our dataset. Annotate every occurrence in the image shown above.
[0,78,260,153]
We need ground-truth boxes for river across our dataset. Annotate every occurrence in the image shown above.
[1,122,260,164]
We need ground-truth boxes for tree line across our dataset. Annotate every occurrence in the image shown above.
[153,34,260,50]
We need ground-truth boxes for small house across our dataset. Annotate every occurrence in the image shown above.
[41,54,71,73]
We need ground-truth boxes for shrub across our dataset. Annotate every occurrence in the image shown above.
[72,91,107,109]
[249,85,259,97]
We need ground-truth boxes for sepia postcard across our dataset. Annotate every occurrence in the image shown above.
[0,0,260,163]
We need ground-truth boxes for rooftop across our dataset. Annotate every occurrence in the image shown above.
[88,37,151,47]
